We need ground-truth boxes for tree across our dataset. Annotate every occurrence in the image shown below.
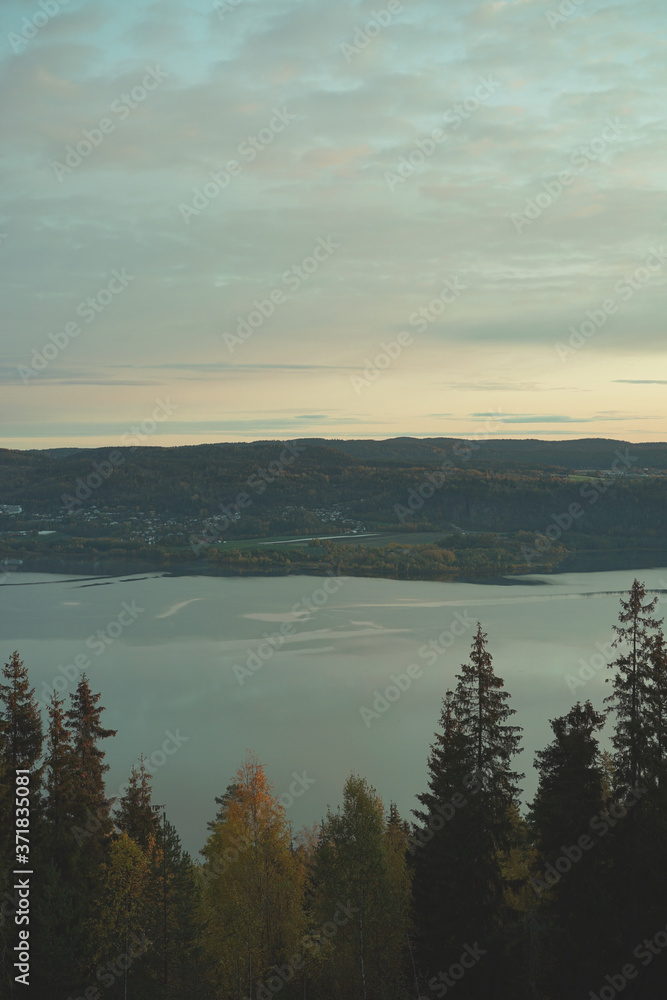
[66,674,117,847]
[605,579,662,791]
[200,753,304,998]
[0,650,43,777]
[528,701,610,998]
[0,651,44,995]
[43,692,76,837]
[311,775,411,1000]
[605,580,663,947]
[646,630,667,794]
[412,625,523,996]
[93,833,153,996]
[452,624,523,823]
[115,756,160,849]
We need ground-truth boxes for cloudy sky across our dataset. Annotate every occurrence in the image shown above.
[1,0,665,449]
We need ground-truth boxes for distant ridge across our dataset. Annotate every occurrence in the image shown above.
[9,437,667,470]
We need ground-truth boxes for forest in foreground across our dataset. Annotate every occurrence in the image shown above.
[1,580,666,999]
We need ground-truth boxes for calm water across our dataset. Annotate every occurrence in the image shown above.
[2,567,667,855]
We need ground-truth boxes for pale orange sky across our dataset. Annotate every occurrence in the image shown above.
[1,0,665,448]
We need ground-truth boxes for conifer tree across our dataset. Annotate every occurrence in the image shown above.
[66,673,117,846]
[452,624,523,824]
[605,579,662,791]
[528,701,609,998]
[412,625,523,996]
[115,756,161,849]
[31,692,82,996]
[605,581,663,948]
[0,651,44,994]
[43,692,76,837]
[0,650,43,778]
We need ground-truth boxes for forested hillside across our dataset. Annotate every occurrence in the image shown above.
[1,440,666,583]
[1,580,666,998]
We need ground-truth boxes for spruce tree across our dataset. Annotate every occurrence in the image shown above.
[528,701,610,998]
[0,651,44,995]
[605,578,662,791]
[66,673,117,847]
[43,692,76,838]
[115,756,161,849]
[605,580,663,950]
[412,625,523,997]
[0,650,43,777]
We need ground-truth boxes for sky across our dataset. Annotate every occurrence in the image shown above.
[1,0,665,449]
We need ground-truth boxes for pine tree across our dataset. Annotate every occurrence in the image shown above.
[646,630,667,794]
[637,629,667,947]
[66,673,117,847]
[43,692,76,837]
[115,756,160,849]
[452,623,523,824]
[605,579,662,791]
[0,651,44,995]
[411,691,475,974]
[605,580,663,950]
[528,701,610,998]
[412,625,523,997]
[0,650,43,777]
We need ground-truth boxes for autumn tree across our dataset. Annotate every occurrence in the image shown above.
[200,753,305,998]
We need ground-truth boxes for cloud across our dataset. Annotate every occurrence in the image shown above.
[1,0,666,444]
